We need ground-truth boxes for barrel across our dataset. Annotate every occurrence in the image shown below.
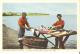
[22,36,48,49]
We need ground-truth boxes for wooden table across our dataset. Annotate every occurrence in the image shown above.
[33,29,77,49]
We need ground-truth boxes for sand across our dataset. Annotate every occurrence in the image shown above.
[3,24,20,49]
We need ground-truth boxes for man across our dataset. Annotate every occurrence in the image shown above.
[18,12,30,49]
[53,14,64,29]
[52,14,65,49]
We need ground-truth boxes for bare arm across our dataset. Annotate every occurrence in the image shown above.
[25,19,30,28]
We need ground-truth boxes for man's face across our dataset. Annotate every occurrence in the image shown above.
[57,16,61,20]
[22,13,26,18]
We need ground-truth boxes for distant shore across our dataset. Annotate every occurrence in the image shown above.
[3,12,49,16]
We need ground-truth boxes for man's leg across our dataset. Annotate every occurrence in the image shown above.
[18,37,23,49]
[18,28,25,49]
[59,37,65,49]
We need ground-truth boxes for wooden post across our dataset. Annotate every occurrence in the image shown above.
[54,37,58,49]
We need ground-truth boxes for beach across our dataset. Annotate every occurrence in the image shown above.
[3,24,20,49]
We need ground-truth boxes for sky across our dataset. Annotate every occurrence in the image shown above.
[3,3,77,15]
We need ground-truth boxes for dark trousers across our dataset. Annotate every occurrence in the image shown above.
[18,27,25,49]
[18,27,25,38]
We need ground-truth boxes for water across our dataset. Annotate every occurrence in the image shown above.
[3,15,77,48]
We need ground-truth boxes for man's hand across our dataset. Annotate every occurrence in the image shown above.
[25,27,31,31]
[54,25,62,28]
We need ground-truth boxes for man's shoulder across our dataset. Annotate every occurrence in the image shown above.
[18,17,22,22]
[61,20,64,22]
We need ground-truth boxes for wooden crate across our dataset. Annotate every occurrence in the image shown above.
[22,36,48,49]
